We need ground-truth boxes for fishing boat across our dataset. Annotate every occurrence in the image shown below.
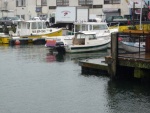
[65,31,110,53]
[0,20,62,44]
[14,20,62,38]
[121,41,145,52]
[0,33,10,44]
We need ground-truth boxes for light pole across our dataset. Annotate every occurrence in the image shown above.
[139,0,143,30]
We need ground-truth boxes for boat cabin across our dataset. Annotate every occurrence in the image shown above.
[72,32,96,45]
[16,20,47,36]
[73,22,109,33]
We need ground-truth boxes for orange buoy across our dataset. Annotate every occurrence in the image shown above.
[15,40,20,45]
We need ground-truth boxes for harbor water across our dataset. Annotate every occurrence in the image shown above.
[0,44,150,113]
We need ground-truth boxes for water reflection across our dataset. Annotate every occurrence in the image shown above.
[107,80,150,113]
[46,49,109,63]
[4,45,109,63]
[46,52,65,62]
[65,51,108,60]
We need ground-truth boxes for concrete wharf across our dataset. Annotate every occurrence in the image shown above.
[79,31,150,79]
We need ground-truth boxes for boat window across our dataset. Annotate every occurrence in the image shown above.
[43,22,47,29]
[82,25,88,31]
[89,34,96,40]
[76,34,85,39]
[76,34,81,39]
[32,22,37,29]
[38,22,42,29]
[75,25,80,32]
[27,23,30,29]
[89,25,92,30]
[93,25,108,30]
[18,22,21,29]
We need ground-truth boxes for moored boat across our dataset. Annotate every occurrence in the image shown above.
[0,20,63,44]
[121,41,145,52]
[65,31,110,53]
[14,20,62,38]
[73,21,112,38]
[0,33,10,44]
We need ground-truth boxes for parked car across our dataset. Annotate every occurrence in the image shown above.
[0,16,22,26]
[106,16,128,26]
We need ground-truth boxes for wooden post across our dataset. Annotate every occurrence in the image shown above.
[111,33,118,78]
[106,33,118,78]
[146,35,150,53]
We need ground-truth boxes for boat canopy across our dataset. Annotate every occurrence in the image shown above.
[75,31,96,39]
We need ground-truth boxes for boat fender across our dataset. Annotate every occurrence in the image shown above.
[15,40,20,45]
[50,29,52,32]
[31,33,32,36]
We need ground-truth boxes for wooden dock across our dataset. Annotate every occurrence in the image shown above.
[79,58,108,75]
[79,32,150,79]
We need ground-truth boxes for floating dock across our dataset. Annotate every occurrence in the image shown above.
[79,58,108,75]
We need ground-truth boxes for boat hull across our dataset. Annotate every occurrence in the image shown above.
[0,29,62,44]
[26,28,63,39]
[65,42,110,53]
[121,41,145,52]
[0,36,10,44]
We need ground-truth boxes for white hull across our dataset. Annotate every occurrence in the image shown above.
[121,41,145,52]
[65,40,110,53]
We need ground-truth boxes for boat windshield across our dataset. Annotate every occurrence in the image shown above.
[76,34,86,39]
[76,34,95,39]
[75,24,88,32]
[88,34,96,40]
[81,25,88,31]
[93,25,108,30]
[74,24,108,32]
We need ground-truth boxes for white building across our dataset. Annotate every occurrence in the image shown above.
[0,0,130,20]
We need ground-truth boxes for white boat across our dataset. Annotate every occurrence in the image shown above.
[45,21,116,53]
[121,41,145,52]
[73,21,112,38]
[65,31,110,53]
[62,21,113,45]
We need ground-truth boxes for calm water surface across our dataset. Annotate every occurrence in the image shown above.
[0,45,150,113]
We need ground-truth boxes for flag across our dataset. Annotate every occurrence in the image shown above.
[125,0,145,8]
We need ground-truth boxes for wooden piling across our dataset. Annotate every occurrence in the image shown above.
[106,33,118,78]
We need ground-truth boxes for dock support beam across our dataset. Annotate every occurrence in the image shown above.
[106,33,118,78]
